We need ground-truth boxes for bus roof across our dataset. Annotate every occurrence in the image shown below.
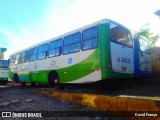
[9,18,130,57]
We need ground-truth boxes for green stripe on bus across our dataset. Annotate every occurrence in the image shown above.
[0,77,8,81]
[9,48,100,83]
[57,48,100,83]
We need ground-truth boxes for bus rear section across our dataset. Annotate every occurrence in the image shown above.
[109,22,134,79]
[133,36,152,78]
[0,60,9,85]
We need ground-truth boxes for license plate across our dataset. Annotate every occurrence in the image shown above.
[121,66,127,72]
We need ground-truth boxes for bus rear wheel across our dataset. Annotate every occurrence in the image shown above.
[1,81,7,85]
[48,71,63,89]
[13,74,19,83]
[48,71,58,87]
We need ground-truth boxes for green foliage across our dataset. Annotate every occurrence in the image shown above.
[138,24,160,47]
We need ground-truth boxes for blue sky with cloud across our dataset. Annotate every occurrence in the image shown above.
[0,0,160,59]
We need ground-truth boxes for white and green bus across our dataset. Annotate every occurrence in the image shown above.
[8,18,134,86]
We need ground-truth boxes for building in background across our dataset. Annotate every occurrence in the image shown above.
[0,48,7,59]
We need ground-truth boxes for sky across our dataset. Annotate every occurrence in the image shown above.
[0,0,160,59]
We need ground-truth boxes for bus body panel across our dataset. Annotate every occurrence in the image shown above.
[139,52,152,72]
[109,21,134,78]
[100,23,134,80]
[100,23,112,79]
[0,68,8,81]
[110,42,134,73]
[9,48,101,83]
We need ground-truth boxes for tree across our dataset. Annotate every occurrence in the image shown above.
[138,24,160,47]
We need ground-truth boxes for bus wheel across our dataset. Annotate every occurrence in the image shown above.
[48,71,64,89]
[3,81,7,85]
[48,71,57,87]
[13,74,19,83]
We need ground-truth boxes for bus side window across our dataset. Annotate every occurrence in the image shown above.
[139,38,151,54]
[21,51,28,63]
[63,32,81,54]
[82,27,98,50]
[28,47,37,62]
[49,39,62,57]
[37,44,48,60]
[9,56,15,66]
[15,53,21,64]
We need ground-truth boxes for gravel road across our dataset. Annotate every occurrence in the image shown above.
[0,85,128,120]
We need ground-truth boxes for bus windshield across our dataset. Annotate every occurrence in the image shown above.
[0,60,9,68]
[110,23,133,47]
[139,37,151,54]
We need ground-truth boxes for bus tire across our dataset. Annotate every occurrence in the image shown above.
[48,71,60,87]
[3,81,7,85]
[13,74,19,83]
[48,71,58,86]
